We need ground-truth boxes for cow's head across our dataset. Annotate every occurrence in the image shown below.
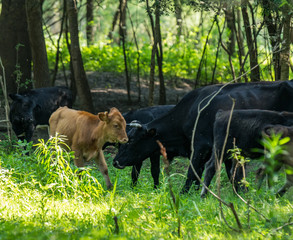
[9,93,37,137]
[263,124,293,139]
[98,107,128,144]
[113,122,158,169]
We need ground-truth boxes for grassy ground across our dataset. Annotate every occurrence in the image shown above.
[0,137,292,240]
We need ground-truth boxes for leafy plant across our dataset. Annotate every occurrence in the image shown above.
[256,131,290,187]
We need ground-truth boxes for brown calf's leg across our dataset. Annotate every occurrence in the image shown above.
[71,147,84,167]
[95,150,113,190]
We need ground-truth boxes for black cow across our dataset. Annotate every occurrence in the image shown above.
[113,80,293,193]
[108,105,174,187]
[201,110,293,197]
[9,86,73,142]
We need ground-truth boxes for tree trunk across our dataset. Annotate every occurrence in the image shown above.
[236,8,245,56]
[108,4,120,41]
[86,0,94,46]
[155,2,166,105]
[26,0,50,88]
[241,0,260,82]
[67,0,94,112]
[119,0,131,104]
[127,6,141,102]
[119,0,127,46]
[52,0,66,86]
[195,16,216,87]
[0,0,32,93]
[261,0,282,80]
[224,5,235,56]
[174,0,183,42]
[280,5,291,81]
[146,0,155,106]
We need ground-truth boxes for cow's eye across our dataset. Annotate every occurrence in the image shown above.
[114,124,119,129]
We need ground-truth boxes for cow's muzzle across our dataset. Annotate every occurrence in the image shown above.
[119,137,128,144]
[113,160,126,169]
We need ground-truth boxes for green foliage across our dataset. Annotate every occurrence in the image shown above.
[256,132,291,187]
[228,146,251,188]
[0,138,292,239]
[33,135,104,199]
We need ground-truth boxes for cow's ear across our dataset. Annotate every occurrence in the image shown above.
[147,128,156,137]
[9,93,23,101]
[98,111,109,122]
[109,107,118,113]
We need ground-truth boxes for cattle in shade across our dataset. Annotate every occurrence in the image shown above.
[49,106,128,189]
[9,86,73,142]
[112,80,293,193]
[201,110,293,198]
[111,105,175,188]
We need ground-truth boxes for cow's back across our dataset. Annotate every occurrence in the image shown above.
[49,107,101,148]
[49,106,79,145]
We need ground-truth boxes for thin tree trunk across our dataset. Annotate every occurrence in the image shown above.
[174,0,183,42]
[195,15,216,88]
[119,0,131,104]
[119,0,127,46]
[235,8,248,82]
[261,0,282,80]
[67,0,94,112]
[64,0,76,101]
[52,0,66,86]
[146,0,155,106]
[280,5,291,80]
[224,4,235,56]
[155,1,166,105]
[212,16,225,84]
[241,0,260,82]
[108,4,120,41]
[86,0,94,46]
[236,8,245,56]
[127,6,141,102]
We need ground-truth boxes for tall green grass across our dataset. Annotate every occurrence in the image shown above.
[0,136,292,239]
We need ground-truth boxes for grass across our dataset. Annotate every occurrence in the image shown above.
[0,136,292,239]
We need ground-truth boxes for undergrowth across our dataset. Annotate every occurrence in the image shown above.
[0,136,292,239]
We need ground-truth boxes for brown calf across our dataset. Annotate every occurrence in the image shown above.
[49,106,128,189]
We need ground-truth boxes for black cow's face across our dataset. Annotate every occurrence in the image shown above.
[113,125,158,169]
[9,94,36,136]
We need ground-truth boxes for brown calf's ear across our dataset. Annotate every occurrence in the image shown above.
[98,111,109,122]
[109,107,119,114]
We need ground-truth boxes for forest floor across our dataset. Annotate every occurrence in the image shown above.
[0,72,193,141]
[82,71,193,113]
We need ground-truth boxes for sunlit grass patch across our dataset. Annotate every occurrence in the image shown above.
[0,137,292,239]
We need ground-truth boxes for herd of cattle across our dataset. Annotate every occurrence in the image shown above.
[8,80,293,197]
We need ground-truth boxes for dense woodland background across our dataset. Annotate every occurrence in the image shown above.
[0,0,293,112]
[0,1,293,239]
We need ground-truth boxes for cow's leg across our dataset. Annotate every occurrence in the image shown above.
[201,153,217,198]
[131,161,142,187]
[25,124,35,142]
[181,144,210,194]
[276,172,293,197]
[150,152,161,188]
[95,150,113,190]
[71,147,84,167]
[225,159,233,181]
